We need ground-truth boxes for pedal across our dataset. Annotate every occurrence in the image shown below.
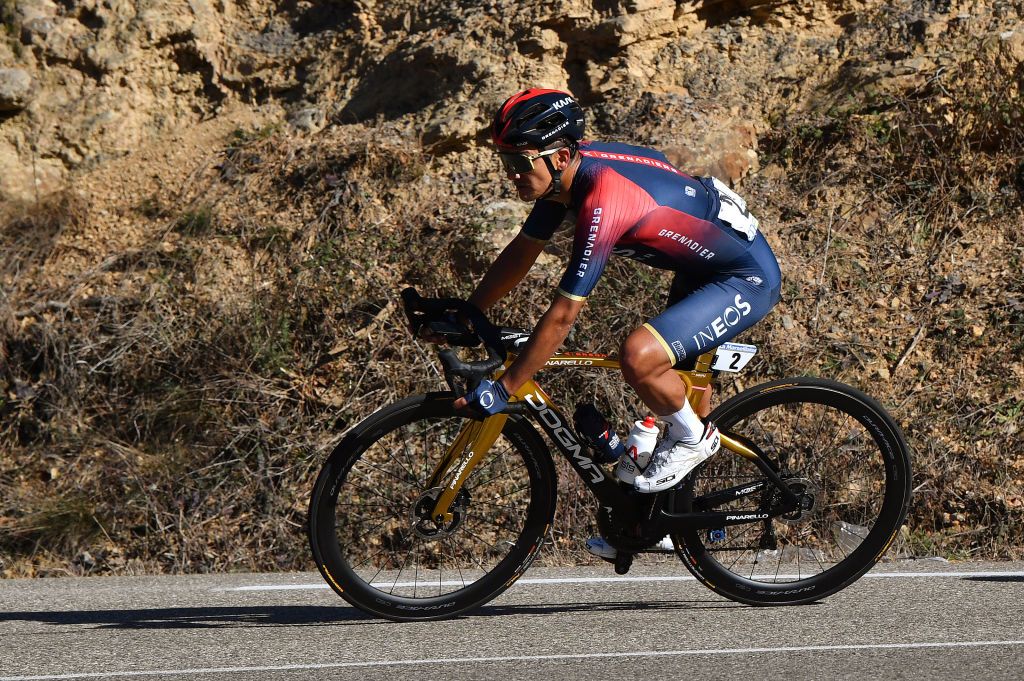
[614,552,633,575]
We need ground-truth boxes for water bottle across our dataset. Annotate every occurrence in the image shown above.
[615,415,660,485]
[573,403,624,464]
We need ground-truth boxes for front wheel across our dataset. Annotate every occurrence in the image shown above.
[674,377,912,605]
[308,393,557,621]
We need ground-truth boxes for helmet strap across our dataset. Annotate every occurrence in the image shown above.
[539,154,562,200]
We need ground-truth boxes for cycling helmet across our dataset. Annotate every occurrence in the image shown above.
[491,88,585,150]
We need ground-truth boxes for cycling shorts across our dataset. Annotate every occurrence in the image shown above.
[643,232,781,365]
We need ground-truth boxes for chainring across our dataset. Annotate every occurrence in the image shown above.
[596,491,670,554]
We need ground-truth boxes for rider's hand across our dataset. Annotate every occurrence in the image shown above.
[455,379,509,417]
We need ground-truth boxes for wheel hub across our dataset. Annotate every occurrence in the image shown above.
[778,477,819,524]
[411,486,470,539]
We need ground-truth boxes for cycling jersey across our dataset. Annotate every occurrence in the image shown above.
[518,140,781,364]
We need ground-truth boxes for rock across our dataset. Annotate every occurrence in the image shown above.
[1000,30,1024,63]
[0,142,66,203]
[663,122,760,183]
[24,17,93,63]
[12,0,59,24]
[21,16,57,42]
[0,69,34,111]
[516,27,561,56]
[288,107,326,134]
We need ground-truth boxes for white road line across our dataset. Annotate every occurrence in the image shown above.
[226,570,1024,591]
[3,640,1024,680]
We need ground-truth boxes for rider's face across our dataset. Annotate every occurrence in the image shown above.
[499,147,560,201]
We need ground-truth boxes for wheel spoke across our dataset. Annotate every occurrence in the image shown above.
[677,381,910,602]
[311,406,551,614]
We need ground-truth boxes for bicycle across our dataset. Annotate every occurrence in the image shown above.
[308,288,912,621]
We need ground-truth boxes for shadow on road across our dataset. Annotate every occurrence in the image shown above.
[1,598,757,630]
[0,606,377,630]
[474,600,752,617]
[962,576,1024,583]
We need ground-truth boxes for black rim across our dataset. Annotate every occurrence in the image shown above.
[677,380,910,596]
[310,397,553,616]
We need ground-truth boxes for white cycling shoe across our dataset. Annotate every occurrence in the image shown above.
[633,422,721,493]
[585,535,675,560]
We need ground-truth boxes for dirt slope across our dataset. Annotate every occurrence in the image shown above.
[1,0,1022,575]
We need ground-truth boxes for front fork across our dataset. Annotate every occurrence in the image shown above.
[426,411,508,525]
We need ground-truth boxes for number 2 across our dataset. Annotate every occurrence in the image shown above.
[730,353,742,370]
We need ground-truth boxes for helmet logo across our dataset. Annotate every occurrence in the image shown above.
[552,97,574,110]
[541,121,569,140]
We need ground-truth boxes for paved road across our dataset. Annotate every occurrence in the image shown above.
[2,561,1023,680]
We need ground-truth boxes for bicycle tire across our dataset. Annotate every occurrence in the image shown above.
[308,393,557,621]
[674,376,912,606]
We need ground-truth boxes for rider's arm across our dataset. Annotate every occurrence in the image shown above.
[468,234,546,312]
[453,291,582,413]
[495,292,584,394]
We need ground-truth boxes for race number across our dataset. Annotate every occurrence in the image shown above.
[711,342,757,372]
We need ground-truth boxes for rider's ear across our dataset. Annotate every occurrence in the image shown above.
[558,147,572,170]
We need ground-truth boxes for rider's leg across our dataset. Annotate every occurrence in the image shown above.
[624,267,780,493]
[619,327,705,445]
[696,385,713,419]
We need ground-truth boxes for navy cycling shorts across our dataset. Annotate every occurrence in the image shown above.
[643,232,781,365]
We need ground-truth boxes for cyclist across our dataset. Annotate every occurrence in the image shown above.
[451,88,782,558]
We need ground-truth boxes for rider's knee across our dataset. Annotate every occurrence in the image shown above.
[619,328,670,386]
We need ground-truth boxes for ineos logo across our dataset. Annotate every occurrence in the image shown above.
[480,391,495,409]
[692,294,753,351]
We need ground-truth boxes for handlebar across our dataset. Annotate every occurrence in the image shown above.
[400,287,508,397]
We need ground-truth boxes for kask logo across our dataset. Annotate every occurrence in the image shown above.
[552,97,574,110]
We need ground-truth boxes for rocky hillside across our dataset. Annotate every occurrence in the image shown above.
[1,0,1022,575]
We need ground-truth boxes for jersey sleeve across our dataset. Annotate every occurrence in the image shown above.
[519,200,568,243]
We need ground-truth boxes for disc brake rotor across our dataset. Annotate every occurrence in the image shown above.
[411,486,470,539]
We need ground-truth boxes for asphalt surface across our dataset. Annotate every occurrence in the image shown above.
[2,561,1023,680]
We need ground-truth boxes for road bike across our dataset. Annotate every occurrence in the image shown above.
[308,288,912,621]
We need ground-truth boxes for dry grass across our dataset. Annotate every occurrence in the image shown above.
[2,11,1023,576]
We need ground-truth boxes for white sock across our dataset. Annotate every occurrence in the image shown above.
[659,401,704,445]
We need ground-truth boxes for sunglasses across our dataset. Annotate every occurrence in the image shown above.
[497,148,561,174]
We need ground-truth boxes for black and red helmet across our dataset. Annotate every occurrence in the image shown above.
[491,88,585,149]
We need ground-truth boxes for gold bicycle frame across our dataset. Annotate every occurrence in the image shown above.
[427,349,759,524]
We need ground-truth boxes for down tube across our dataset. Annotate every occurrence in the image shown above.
[513,380,632,509]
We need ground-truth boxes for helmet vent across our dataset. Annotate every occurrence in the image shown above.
[516,103,550,124]
[536,114,564,131]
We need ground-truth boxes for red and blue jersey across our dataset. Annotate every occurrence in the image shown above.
[520,141,756,300]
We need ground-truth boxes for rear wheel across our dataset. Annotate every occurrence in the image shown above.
[674,377,912,605]
[308,393,556,621]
